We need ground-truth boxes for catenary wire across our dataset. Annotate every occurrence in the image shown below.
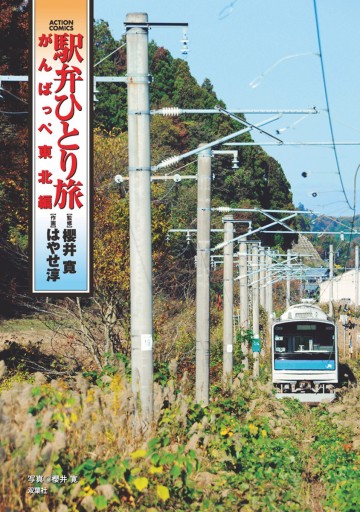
[313,0,353,211]
[0,87,28,104]
[0,111,27,115]
[94,43,126,68]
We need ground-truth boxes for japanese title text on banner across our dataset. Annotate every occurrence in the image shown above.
[32,0,91,294]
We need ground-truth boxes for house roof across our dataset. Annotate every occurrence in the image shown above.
[291,234,325,266]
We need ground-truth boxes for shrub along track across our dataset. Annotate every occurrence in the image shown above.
[268,378,360,512]
[195,367,360,512]
[0,359,359,511]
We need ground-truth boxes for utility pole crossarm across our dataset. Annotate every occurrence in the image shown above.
[151,107,319,115]
[95,76,127,83]
[211,207,318,215]
[0,75,28,81]
[263,230,358,235]
[262,211,296,233]
[225,142,360,146]
[215,105,283,144]
[212,213,298,252]
[124,22,188,28]
[152,115,281,171]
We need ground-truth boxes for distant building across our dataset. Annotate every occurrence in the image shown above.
[303,267,329,297]
[289,234,328,297]
[319,269,359,306]
[292,234,325,267]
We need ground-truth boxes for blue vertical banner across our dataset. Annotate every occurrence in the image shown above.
[32,0,92,294]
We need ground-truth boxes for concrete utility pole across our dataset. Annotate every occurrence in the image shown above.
[286,249,291,310]
[126,13,153,421]
[329,244,334,318]
[266,252,273,347]
[223,215,234,386]
[355,246,359,313]
[252,244,260,378]
[196,145,212,405]
[259,247,266,310]
[239,241,249,370]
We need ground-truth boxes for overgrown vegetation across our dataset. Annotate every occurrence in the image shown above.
[0,359,359,511]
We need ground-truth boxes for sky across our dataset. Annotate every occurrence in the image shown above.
[94,0,360,220]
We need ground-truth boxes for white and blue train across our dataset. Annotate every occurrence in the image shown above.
[272,301,338,402]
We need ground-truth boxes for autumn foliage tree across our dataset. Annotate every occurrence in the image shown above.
[0,1,29,315]
[0,0,29,238]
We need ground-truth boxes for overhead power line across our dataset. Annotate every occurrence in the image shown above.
[313,0,353,211]
[94,43,126,68]
[0,111,27,115]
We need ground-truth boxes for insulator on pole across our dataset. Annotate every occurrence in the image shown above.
[157,155,180,169]
[216,206,231,212]
[162,107,181,116]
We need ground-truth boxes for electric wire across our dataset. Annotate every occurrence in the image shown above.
[312,200,348,209]
[313,162,359,273]
[94,43,126,68]
[249,52,319,89]
[0,111,27,115]
[343,164,360,268]
[218,0,239,20]
[0,87,28,104]
[313,0,353,211]
[319,109,360,135]
[152,159,198,204]
[314,214,355,231]
[153,182,177,202]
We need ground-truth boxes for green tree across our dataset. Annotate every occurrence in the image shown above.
[93,20,127,131]
[149,43,175,107]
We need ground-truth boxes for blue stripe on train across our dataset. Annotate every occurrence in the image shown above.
[274,360,335,370]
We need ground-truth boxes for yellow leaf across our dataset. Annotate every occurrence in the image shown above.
[71,412,78,423]
[133,477,148,491]
[149,465,163,474]
[63,415,70,429]
[157,485,170,502]
[86,390,95,403]
[110,374,123,392]
[248,423,258,436]
[83,484,96,496]
[220,427,233,437]
[130,449,147,459]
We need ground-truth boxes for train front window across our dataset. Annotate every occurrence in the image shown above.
[311,338,334,352]
[274,322,335,353]
[274,336,289,353]
[294,336,313,351]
